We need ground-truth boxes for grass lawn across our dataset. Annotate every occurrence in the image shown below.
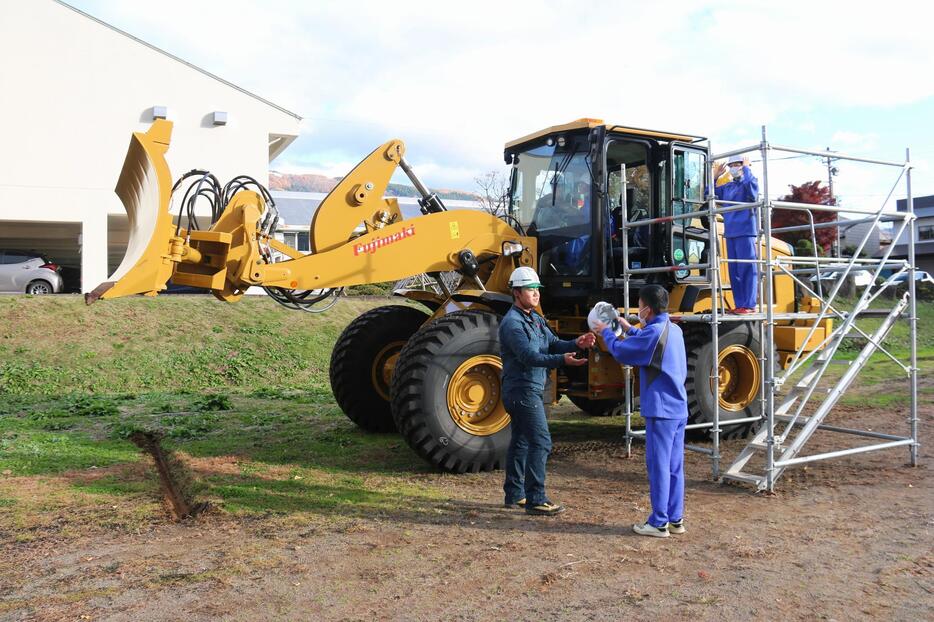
[0,293,927,537]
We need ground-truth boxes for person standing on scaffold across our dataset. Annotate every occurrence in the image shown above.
[715,155,760,314]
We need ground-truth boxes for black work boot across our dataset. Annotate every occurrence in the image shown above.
[525,501,565,516]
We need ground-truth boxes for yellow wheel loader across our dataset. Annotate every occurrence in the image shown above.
[91,118,830,472]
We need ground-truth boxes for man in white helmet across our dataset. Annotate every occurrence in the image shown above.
[499,266,596,516]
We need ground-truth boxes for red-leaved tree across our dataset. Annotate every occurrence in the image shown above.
[771,181,837,253]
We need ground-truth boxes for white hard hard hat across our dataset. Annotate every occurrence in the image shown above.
[508,266,542,289]
[588,301,623,336]
[727,154,745,165]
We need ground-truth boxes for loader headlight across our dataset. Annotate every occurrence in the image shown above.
[502,241,524,257]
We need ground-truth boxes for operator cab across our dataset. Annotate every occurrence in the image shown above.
[504,119,710,310]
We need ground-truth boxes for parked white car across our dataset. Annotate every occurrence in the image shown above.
[809,269,874,288]
[0,250,64,294]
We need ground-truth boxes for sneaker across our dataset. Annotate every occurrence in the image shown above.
[525,501,565,516]
[503,498,527,509]
[668,519,686,535]
[632,521,669,538]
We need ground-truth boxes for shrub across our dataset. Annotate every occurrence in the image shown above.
[192,393,232,412]
[68,396,119,417]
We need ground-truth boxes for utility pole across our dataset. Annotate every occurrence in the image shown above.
[825,147,840,256]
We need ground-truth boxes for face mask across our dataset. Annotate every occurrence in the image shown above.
[638,307,649,323]
[729,165,743,179]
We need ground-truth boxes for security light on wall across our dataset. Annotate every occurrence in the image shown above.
[212,111,228,126]
[152,106,168,120]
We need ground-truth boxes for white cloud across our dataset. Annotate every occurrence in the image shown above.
[830,131,879,153]
[68,0,934,194]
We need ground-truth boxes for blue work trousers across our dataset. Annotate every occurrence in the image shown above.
[644,417,686,528]
[727,236,758,309]
[503,392,552,506]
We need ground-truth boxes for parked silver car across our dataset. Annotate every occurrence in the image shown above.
[0,250,64,294]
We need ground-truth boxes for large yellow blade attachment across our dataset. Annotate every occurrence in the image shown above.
[86,120,177,303]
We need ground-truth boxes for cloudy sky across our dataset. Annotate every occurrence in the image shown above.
[68,0,933,209]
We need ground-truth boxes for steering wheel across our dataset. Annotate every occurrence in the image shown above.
[628,205,647,223]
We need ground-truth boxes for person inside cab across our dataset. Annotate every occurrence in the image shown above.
[534,174,593,275]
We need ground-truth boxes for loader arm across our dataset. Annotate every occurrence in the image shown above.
[310,139,406,254]
[262,210,530,290]
[89,121,535,304]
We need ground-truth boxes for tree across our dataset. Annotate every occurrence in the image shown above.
[795,238,821,257]
[771,181,838,254]
[841,243,869,259]
[474,170,509,217]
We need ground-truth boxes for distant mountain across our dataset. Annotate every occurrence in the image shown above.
[269,172,479,201]
[269,172,335,193]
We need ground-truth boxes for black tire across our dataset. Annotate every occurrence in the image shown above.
[26,280,53,295]
[329,305,429,432]
[685,322,765,440]
[567,395,623,417]
[391,310,509,473]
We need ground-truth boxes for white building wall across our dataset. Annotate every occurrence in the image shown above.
[841,221,882,256]
[0,0,301,291]
[893,209,934,246]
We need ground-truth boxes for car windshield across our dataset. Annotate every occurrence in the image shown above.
[894,271,930,281]
[509,140,594,276]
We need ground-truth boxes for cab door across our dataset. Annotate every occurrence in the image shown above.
[667,144,710,283]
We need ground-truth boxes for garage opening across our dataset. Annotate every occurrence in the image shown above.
[0,220,82,293]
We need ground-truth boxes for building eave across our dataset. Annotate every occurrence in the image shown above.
[55,0,303,121]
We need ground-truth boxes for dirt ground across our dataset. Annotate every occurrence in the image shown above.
[2,402,931,622]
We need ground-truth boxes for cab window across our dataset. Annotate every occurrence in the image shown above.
[510,142,594,277]
[605,140,650,275]
[671,148,709,280]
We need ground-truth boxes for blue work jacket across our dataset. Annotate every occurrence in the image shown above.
[601,313,688,420]
[499,305,578,396]
[715,166,760,238]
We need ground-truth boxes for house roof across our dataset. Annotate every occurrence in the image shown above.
[56,0,302,121]
[270,191,481,228]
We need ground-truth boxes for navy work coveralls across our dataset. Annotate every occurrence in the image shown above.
[601,314,688,527]
[715,166,760,309]
[499,305,578,505]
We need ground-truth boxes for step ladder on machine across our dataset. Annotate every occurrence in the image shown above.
[723,294,912,492]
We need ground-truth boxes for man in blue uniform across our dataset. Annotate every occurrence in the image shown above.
[499,267,595,516]
[715,155,760,314]
[591,285,688,537]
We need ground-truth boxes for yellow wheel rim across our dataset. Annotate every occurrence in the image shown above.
[447,355,510,436]
[715,345,760,412]
[371,340,406,401]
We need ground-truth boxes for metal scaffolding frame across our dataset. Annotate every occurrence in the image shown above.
[618,126,919,492]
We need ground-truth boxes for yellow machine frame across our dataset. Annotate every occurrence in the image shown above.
[88,121,535,305]
[86,118,837,473]
[91,120,829,395]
